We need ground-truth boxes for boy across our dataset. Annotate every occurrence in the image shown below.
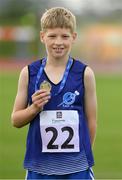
[11,7,97,179]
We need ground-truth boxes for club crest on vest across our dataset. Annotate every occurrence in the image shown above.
[58,91,80,107]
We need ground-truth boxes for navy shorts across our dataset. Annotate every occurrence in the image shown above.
[26,168,94,179]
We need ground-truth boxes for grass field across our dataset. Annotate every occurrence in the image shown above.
[0,72,122,179]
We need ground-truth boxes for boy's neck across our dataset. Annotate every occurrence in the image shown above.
[46,55,69,67]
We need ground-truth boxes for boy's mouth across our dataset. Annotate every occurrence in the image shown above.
[53,47,64,50]
[53,47,64,52]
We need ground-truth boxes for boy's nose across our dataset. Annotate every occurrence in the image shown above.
[54,37,63,45]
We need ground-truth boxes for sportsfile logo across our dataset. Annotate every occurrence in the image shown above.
[56,112,62,119]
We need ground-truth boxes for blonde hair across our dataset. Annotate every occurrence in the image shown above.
[41,7,76,33]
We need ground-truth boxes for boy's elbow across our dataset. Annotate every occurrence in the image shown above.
[89,119,97,133]
[94,121,97,130]
[11,114,22,128]
[92,120,97,133]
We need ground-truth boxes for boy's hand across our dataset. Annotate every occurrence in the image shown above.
[32,89,51,112]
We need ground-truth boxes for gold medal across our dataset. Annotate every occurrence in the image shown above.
[40,80,52,92]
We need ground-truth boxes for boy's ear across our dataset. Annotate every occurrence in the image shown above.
[40,31,45,43]
[72,32,77,43]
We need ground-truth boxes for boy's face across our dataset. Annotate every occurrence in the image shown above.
[40,28,77,59]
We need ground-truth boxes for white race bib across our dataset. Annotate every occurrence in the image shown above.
[40,110,80,153]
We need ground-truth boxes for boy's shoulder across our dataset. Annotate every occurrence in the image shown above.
[73,57,87,68]
[29,58,43,67]
[28,58,43,75]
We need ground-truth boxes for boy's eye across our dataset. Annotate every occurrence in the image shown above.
[48,35,56,38]
[62,35,70,39]
[47,35,70,39]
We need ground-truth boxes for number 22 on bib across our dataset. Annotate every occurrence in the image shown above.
[40,110,80,153]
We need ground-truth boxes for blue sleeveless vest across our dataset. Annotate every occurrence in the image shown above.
[24,58,94,175]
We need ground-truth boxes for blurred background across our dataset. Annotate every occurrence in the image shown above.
[0,0,122,179]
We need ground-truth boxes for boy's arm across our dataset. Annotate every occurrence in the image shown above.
[11,66,50,128]
[84,66,97,147]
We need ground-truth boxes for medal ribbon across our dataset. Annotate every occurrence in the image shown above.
[35,58,46,91]
[35,57,73,95]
